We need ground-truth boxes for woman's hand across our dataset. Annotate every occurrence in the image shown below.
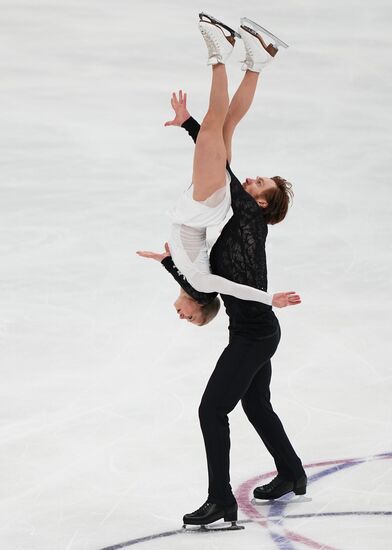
[272,291,302,308]
[164,90,190,127]
[136,242,171,262]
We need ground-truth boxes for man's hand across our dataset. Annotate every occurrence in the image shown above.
[272,291,302,308]
[136,242,171,262]
[164,90,190,127]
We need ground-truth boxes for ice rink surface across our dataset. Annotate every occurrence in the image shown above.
[1,0,391,549]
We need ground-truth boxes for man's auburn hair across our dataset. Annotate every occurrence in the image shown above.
[262,176,294,225]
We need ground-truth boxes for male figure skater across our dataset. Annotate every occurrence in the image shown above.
[138,14,306,529]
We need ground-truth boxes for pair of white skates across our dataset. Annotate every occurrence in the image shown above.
[199,13,289,72]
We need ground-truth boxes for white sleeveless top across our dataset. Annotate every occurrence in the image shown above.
[168,172,231,279]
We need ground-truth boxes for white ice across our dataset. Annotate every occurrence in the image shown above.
[1,1,391,549]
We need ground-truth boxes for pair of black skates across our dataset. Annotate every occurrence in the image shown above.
[183,474,307,532]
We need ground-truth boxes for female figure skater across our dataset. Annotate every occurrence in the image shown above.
[137,14,301,327]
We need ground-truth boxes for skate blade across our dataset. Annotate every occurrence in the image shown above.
[241,17,289,48]
[251,495,312,506]
[183,521,245,532]
[199,12,241,39]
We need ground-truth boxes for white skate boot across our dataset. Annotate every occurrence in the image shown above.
[198,12,240,66]
[239,17,289,73]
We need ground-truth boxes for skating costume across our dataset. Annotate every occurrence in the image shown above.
[179,117,305,506]
[167,130,273,306]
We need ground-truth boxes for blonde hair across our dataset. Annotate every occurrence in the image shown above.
[199,297,221,326]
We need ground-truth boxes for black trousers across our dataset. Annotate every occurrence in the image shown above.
[198,323,305,505]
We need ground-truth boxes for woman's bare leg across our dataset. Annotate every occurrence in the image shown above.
[223,70,260,162]
[192,64,229,201]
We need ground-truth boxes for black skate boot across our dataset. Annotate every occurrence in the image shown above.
[253,474,307,500]
[183,500,244,531]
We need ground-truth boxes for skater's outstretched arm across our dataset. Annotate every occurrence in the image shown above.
[223,70,260,164]
[190,271,273,305]
[189,271,300,308]
[137,246,301,308]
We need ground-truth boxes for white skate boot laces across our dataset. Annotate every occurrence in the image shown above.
[239,26,276,72]
[199,21,235,65]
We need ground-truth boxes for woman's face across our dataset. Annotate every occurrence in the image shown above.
[173,293,204,325]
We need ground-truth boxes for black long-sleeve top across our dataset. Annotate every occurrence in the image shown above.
[163,116,278,337]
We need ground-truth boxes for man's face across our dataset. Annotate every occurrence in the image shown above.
[243,176,277,207]
[173,294,204,325]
